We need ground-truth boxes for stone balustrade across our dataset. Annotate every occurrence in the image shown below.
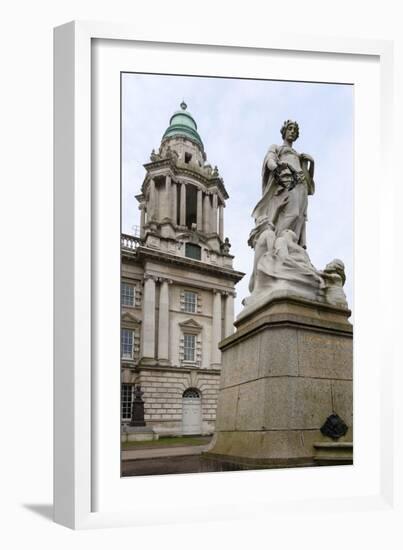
[121,233,141,251]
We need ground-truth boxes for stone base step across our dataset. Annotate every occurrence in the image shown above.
[121,426,159,443]
[313,442,353,465]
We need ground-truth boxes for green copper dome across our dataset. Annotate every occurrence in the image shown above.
[162,101,204,149]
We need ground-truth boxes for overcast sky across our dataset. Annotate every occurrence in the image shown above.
[122,73,353,315]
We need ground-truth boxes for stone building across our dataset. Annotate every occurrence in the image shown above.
[121,102,244,436]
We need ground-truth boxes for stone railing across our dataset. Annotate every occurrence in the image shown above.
[121,233,141,251]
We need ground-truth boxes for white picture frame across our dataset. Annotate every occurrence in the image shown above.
[54,21,397,530]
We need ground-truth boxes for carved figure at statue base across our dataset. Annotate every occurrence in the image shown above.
[320,259,348,308]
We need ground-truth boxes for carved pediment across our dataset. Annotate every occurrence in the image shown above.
[176,232,208,246]
[121,311,141,325]
[179,318,203,334]
[176,231,192,241]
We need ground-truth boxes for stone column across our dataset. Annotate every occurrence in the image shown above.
[172,181,178,224]
[148,179,156,221]
[164,175,171,220]
[158,278,170,362]
[203,193,210,233]
[211,193,218,233]
[211,290,222,365]
[218,203,224,241]
[141,274,156,360]
[197,189,203,231]
[180,182,186,226]
[224,292,235,337]
[139,203,146,238]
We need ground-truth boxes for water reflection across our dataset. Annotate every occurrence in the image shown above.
[122,454,255,477]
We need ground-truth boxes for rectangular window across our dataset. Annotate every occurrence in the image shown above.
[121,383,133,421]
[121,283,135,307]
[184,290,197,313]
[183,333,196,362]
[185,243,201,260]
[121,329,134,359]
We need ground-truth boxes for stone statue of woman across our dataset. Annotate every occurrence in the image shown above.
[239,120,351,316]
[252,120,315,248]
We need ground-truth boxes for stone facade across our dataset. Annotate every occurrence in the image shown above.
[121,102,244,436]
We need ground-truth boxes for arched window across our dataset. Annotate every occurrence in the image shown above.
[185,185,197,228]
[185,243,201,260]
[182,388,201,399]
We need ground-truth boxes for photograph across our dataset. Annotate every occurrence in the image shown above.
[120,72,353,477]
[2,0,398,540]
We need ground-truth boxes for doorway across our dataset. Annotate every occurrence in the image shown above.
[182,388,202,435]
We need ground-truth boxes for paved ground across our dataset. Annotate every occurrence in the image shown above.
[121,439,216,477]
[122,454,210,477]
[120,441,253,477]
[122,442,211,461]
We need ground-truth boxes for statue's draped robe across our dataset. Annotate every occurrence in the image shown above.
[244,228,325,308]
[252,144,315,248]
[256,233,323,290]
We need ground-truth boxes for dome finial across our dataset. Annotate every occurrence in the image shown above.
[162,102,204,150]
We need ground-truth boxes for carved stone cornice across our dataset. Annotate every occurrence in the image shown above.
[133,247,244,283]
[141,161,229,200]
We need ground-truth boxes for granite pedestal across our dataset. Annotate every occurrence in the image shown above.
[205,294,353,468]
